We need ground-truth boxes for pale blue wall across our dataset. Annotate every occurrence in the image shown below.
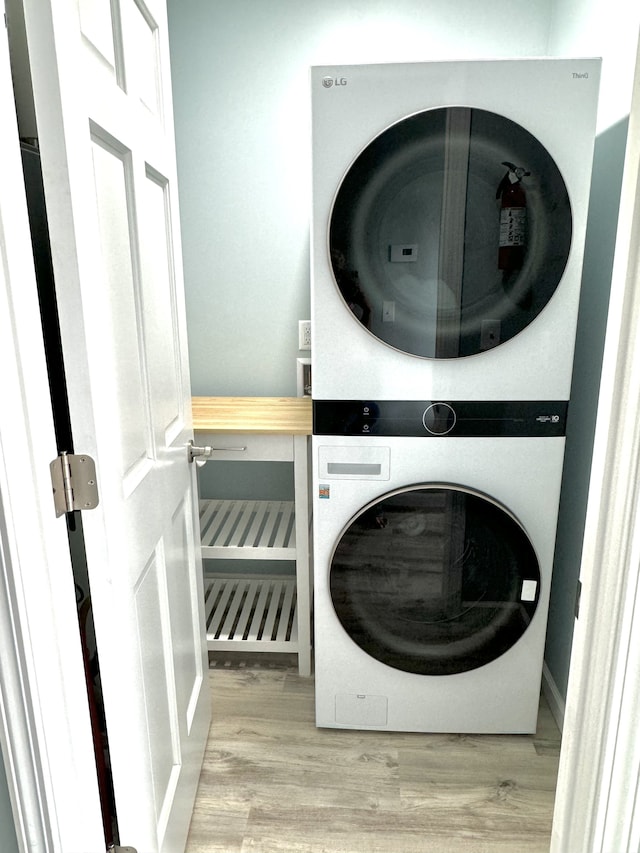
[544,0,640,702]
[544,118,629,699]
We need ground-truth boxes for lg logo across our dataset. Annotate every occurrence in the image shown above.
[322,76,347,88]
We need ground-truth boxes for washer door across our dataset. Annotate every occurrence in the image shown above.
[329,485,541,675]
[329,107,572,358]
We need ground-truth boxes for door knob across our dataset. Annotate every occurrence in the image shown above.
[188,441,213,465]
[188,441,248,465]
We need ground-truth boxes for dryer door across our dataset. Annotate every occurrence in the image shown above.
[329,107,572,358]
[329,485,540,675]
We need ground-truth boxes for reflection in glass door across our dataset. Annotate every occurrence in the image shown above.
[330,485,541,674]
[330,108,572,358]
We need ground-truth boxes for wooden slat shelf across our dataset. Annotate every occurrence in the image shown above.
[204,575,298,652]
[199,499,296,559]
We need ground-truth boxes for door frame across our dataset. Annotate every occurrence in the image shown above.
[550,34,640,853]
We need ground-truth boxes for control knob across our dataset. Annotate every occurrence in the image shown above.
[423,402,456,435]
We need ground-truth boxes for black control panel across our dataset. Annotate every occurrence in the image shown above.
[313,400,568,437]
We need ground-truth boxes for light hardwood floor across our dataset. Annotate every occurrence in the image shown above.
[186,655,560,853]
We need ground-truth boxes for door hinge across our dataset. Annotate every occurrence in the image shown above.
[107,846,138,853]
[50,452,99,517]
[575,578,582,619]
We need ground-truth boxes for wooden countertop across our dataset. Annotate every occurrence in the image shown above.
[192,396,312,435]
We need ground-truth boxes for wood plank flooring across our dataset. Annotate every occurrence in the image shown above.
[186,655,560,853]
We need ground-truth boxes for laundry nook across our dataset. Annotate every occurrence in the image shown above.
[1,2,639,853]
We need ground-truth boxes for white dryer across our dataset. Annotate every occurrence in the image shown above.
[310,58,600,401]
[312,400,566,733]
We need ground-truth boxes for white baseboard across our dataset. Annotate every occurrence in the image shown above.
[542,661,566,733]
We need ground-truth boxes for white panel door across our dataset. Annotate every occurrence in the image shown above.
[19,1,210,850]
[0,16,105,851]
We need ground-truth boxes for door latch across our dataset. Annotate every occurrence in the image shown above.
[188,441,247,465]
[188,441,213,465]
[50,452,99,517]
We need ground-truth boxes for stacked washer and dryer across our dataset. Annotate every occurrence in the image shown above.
[310,59,600,733]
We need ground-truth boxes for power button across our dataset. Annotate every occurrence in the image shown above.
[423,402,456,435]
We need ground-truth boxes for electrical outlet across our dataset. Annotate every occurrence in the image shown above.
[298,320,311,350]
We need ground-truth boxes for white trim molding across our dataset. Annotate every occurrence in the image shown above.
[551,34,640,853]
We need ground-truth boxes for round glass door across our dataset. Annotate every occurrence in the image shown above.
[330,485,540,675]
[329,107,572,358]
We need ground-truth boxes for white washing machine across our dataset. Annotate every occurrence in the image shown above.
[311,58,600,401]
[312,400,566,733]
